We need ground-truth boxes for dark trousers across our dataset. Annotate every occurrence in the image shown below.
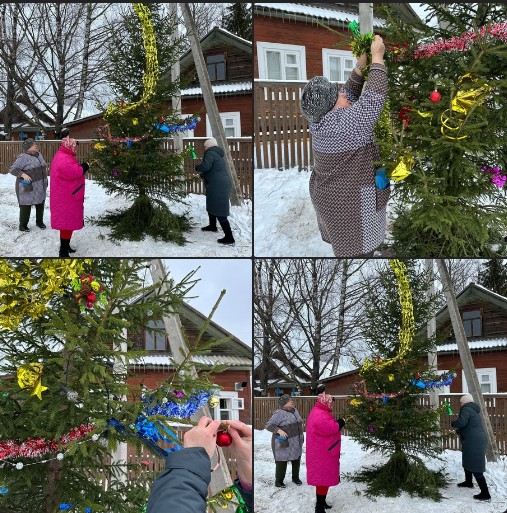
[19,202,44,227]
[275,457,301,483]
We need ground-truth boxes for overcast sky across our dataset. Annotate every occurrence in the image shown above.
[162,259,252,346]
[410,3,439,27]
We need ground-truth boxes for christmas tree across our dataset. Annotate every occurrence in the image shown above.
[478,258,507,295]
[377,3,507,256]
[347,260,452,500]
[92,3,197,243]
[0,259,237,513]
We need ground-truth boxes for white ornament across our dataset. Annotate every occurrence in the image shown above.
[162,397,168,404]
[56,453,64,460]
[67,390,79,402]
[92,434,99,442]
[15,462,23,470]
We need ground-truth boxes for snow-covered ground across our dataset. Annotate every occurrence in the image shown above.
[0,174,252,257]
[255,429,507,513]
[254,168,395,257]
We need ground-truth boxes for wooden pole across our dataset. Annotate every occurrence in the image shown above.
[179,3,243,206]
[425,259,439,411]
[436,259,499,462]
[149,259,235,510]
[169,3,183,153]
[359,3,374,34]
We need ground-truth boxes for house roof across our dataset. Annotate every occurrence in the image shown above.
[435,282,507,330]
[180,26,252,72]
[181,81,252,97]
[131,354,251,370]
[438,337,507,353]
[254,2,386,28]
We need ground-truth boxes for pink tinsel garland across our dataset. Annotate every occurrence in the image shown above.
[0,424,95,461]
[414,22,507,59]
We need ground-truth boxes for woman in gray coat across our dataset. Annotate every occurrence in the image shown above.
[195,137,234,245]
[9,138,48,232]
[451,393,490,501]
[265,394,305,488]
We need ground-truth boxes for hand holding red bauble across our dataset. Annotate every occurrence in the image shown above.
[429,90,441,102]
[216,430,232,447]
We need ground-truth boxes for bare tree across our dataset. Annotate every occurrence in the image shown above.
[186,3,226,40]
[0,3,116,135]
[445,259,482,294]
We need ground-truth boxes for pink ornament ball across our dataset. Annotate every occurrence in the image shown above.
[429,90,441,102]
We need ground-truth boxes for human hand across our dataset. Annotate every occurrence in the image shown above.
[222,420,252,486]
[20,173,32,182]
[183,416,221,459]
[357,53,368,68]
[277,428,288,438]
[371,35,385,58]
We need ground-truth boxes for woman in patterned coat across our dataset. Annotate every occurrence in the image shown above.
[300,35,388,257]
[9,138,48,232]
[306,394,346,513]
[265,394,304,488]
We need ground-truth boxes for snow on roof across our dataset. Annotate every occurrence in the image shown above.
[181,82,252,96]
[216,27,252,47]
[438,338,507,352]
[131,354,251,368]
[470,283,507,303]
[255,3,385,28]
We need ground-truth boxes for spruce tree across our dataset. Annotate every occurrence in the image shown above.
[92,3,195,243]
[377,3,507,256]
[347,260,451,500]
[222,4,252,41]
[0,259,232,513]
[478,258,507,295]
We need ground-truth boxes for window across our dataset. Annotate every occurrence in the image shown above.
[462,309,482,337]
[257,42,306,80]
[322,49,355,83]
[206,112,241,137]
[180,114,195,138]
[207,54,226,81]
[209,391,241,421]
[462,368,497,394]
[145,319,166,351]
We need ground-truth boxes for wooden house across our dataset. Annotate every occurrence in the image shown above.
[322,283,507,395]
[127,300,252,424]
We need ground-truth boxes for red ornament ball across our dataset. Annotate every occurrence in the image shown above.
[429,90,441,102]
[216,430,232,447]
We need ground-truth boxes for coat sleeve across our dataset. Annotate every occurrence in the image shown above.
[9,154,25,177]
[342,68,365,104]
[195,151,215,175]
[53,155,86,182]
[265,410,283,432]
[146,447,211,513]
[316,411,340,437]
[451,407,472,430]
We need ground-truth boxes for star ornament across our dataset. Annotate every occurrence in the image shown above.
[17,363,48,400]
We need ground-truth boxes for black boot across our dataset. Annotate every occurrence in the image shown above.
[457,470,473,488]
[323,495,332,509]
[218,219,235,245]
[473,476,491,500]
[19,205,31,231]
[59,238,71,257]
[201,214,218,232]
[315,493,326,513]
[292,457,302,485]
[275,460,287,488]
[35,202,46,229]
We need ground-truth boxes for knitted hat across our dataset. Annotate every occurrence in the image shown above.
[61,137,78,153]
[317,393,334,409]
[22,138,36,151]
[278,394,292,407]
[300,76,340,123]
[204,137,218,148]
[460,393,474,404]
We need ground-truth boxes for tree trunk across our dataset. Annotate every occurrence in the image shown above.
[75,2,93,120]
[436,259,499,462]
[331,260,348,375]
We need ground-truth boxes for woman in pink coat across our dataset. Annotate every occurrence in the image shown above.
[306,393,346,513]
[50,138,89,256]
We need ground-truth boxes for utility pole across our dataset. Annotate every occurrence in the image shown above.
[426,259,439,411]
[169,3,183,153]
[149,259,235,511]
[359,3,374,34]
[180,3,243,206]
[436,259,499,462]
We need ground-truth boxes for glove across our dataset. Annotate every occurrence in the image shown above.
[336,418,346,430]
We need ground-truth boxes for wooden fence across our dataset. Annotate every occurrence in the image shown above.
[255,80,313,171]
[0,138,253,200]
[254,394,507,455]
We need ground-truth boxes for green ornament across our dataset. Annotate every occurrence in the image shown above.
[348,20,360,36]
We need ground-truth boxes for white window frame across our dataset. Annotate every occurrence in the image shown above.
[206,112,241,137]
[211,390,241,421]
[257,41,307,81]
[322,48,355,84]
[462,368,497,394]
[145,319,166,351]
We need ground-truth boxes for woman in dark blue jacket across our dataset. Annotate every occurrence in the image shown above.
[451,394,490,501]
[195,138,234,245]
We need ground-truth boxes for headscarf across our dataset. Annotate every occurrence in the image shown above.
[460,393,474,405]
[61,137,78,153]
[204,137,218,148]
[317,393,334,409]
